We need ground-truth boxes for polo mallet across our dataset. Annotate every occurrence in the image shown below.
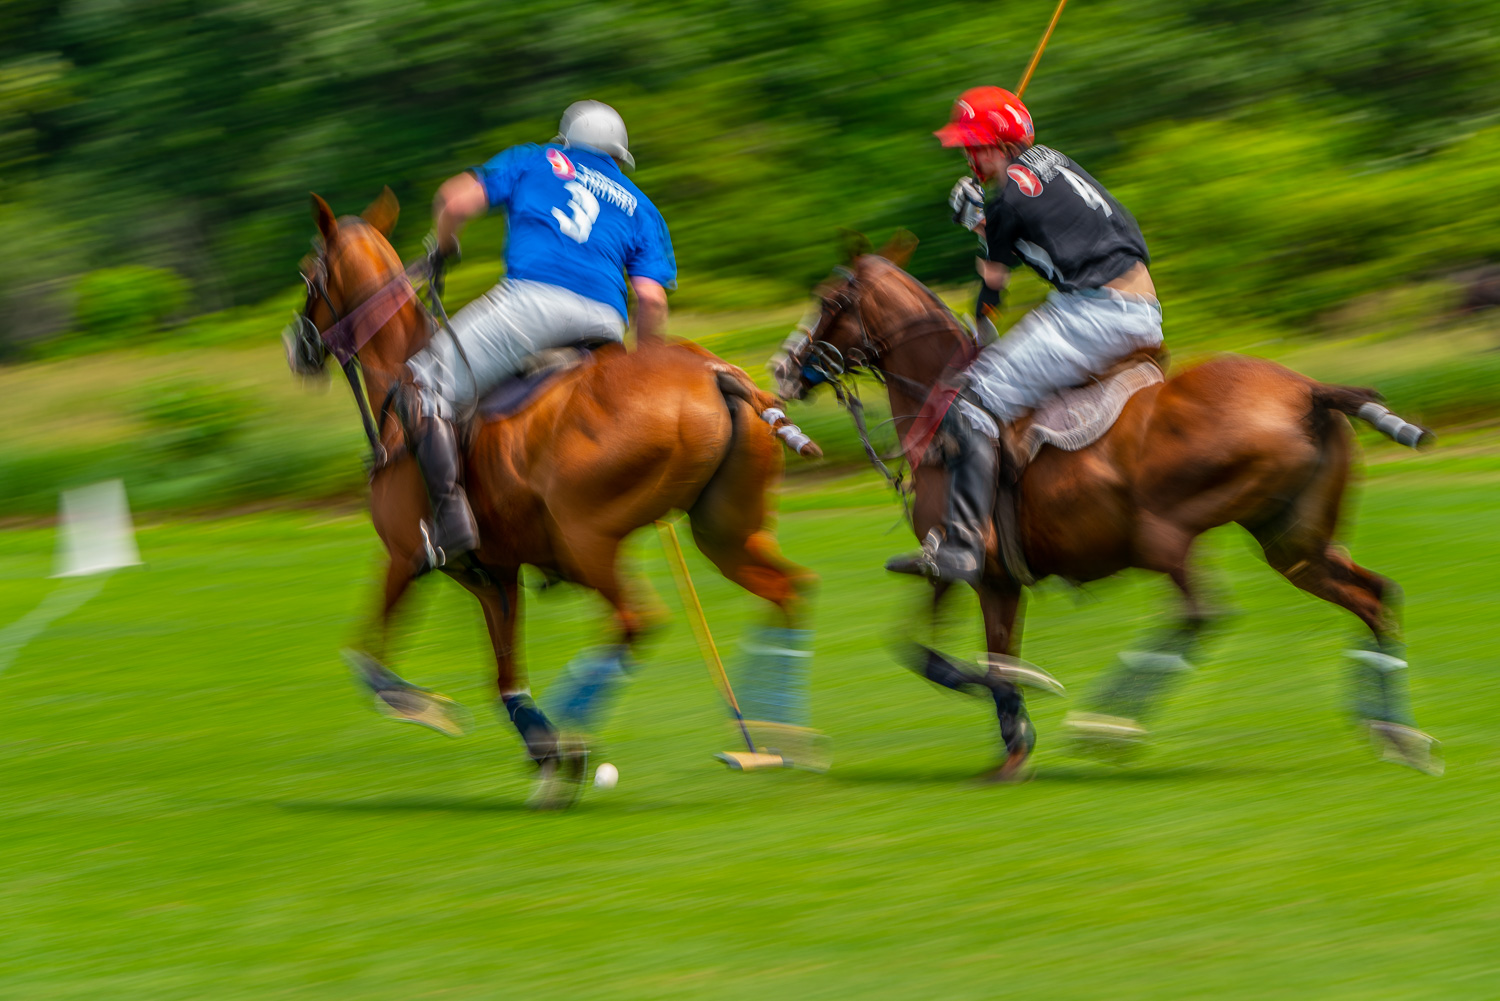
[1016,0,1069,99]
[654,520,787,771]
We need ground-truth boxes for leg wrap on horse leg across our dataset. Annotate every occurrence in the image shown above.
[551,645,633,733]
[989,678,1035,756]
[1090,649,1194,725]
[906,644,991,697]
[736,627,814,726]
[1347,641,1416,727]
[501,691,559,762]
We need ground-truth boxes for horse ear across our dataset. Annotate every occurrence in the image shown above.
[361,186,400,237]
[876,229,919,269]
[838,228,873,264]
[310,193,338,244]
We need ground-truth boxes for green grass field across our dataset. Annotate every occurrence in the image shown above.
[1,445,1497,999]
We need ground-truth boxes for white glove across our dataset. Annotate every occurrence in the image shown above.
[949,176,985,231]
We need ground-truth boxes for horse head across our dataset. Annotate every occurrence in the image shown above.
[284,188,421,390]
[771,229,961,401]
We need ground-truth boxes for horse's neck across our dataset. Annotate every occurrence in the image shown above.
[866,273,969,407]
[353,278,431,412]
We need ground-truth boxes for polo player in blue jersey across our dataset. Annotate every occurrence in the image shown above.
[404,100,677,571]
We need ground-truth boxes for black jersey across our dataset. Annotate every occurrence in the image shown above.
[983,145,1148,293]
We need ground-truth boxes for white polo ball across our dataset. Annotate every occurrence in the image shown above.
[594,762,619,789]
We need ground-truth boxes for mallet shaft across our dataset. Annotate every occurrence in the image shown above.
[1016,0,1069,98]
[656,520,758,754]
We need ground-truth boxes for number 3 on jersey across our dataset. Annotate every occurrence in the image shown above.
[552,181,600,243]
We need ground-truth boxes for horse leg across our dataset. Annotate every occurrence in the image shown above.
[545,530,645,740]
[1234,409,1439,771]
[1260,536,1441,774]
[977,584,1039,781]
[1067,515,1208,754]
[342,555,467,737]
[466,569,586,808]
[685,416,826,768]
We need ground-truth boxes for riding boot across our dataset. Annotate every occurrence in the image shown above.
[886,410,998,587]
[411,414,479,570]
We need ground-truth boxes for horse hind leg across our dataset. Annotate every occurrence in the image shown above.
[1251,454,1441,773]
[543,528,649,744]
[686,400,826,767]
[1065,515,1207,756]
[686,398,817,625]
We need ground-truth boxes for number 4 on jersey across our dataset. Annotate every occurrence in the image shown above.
[1057,165,1113,217]
[553,181,600,243]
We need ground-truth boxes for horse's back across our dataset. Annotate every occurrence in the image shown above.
[471,343,737,532]
[1130,354,1333,529]
[1021,353,1339,576]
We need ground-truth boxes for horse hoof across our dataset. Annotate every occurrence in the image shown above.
[527,740,589,810]
[1063,712,1148,760]
[984,748,1033,783]
[345,649,467,736]
[1366,721,1445,777]
[372,687,466,737]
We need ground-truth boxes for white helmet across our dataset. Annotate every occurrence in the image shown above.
[556,100,634,170]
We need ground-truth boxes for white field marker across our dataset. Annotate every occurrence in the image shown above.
[54,479,141,578]
[0,481,140,677]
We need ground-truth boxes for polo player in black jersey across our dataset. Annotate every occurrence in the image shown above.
[888,85,1164,586]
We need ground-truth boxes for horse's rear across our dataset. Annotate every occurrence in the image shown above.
[1029,353,1439,771]
[1026,355,1379,587]
[462,340,812,633]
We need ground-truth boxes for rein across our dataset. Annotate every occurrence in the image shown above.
[798,261,978,521]
[295,247,434,466]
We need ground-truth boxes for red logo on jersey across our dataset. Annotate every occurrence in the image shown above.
[1007,164,1043,197]
[546,148,575,180]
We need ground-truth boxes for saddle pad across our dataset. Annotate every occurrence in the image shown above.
[1020,360,1163,461]
[477,344,600,421]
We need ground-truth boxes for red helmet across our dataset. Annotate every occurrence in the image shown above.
[935,86,1034,148]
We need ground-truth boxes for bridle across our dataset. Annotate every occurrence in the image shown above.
[283,233,428,466]
[777,259,974,398]
[283,245,336,377]
[774,259,979,516]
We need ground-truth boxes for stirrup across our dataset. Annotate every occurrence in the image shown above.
[417,521,446,574]
[885,528,942,578]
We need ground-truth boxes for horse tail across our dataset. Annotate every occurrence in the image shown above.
[711,367,823,459]
[1312,383,1435,450]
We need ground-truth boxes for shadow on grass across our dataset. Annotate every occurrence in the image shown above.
[832,761,1274,786]
[278,797,533,814]
[1030,762,1275,783]
[275,795,704,815]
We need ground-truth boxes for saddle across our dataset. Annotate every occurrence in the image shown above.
[1012,348,1167,463]
[475,339,614,422]
[991,347,1168,586]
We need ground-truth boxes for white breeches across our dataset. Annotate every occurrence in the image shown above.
[966,286,1163,423]
[408,278,626,419]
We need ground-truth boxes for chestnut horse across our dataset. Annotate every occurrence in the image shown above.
[774,247,1440,778]
[292,189,817,806]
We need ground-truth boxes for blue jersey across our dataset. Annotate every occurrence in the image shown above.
[471,143,676,321]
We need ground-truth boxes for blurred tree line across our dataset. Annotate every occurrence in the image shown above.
[3,0,1500,355]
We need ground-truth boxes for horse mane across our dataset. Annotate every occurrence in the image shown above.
[856,254,978,366]
[335,215,437,363]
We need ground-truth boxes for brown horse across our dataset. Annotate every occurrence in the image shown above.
[773,244,1441,778]
[291,189,818,806]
